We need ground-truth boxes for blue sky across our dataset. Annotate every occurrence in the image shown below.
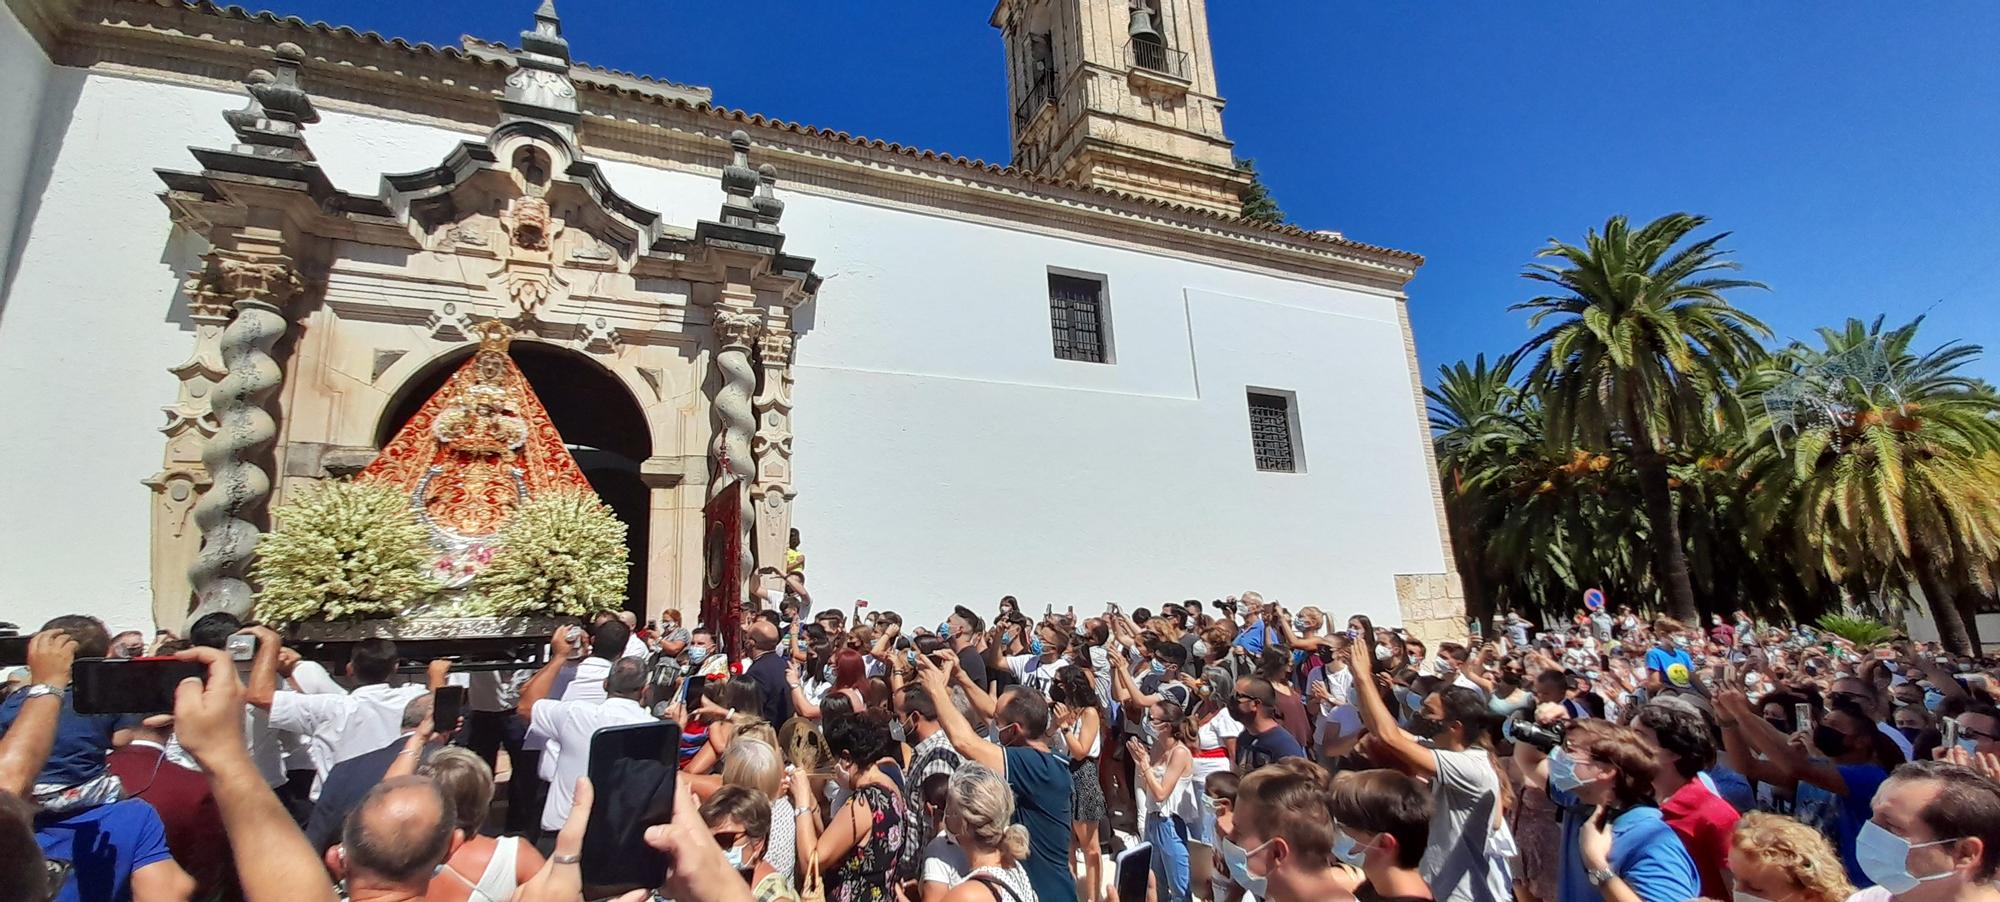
[276,1,2000,382]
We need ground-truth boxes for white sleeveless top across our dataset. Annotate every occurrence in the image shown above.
[1064,717,1101,759]
[472,836,520,900]
[1136,750,1197,823]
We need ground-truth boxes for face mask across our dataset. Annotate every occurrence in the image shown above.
[1812,724,1850,757]
[1548,747,1586,793]
[1764,717,1791,734]
[1897,725,1922,741]
[686,646,709,665]
[1407,713,1444,739]
[1375,644,1393,660]
[1855,819,1960,894]
[1191,640,1210,659]
[1331,831,1371,866]
[1925,690,1945,712]
[1151,660,1167,677]
[822,664,836,683]
[1217,836,1269,897]
[1293,617,1311,633]
[1672,636,1689,648]
[724,843,749,871]
[939,621,954,638]
[1241,837,1279,880]
[1959,737,1980,757]
[1030,637,1046,657]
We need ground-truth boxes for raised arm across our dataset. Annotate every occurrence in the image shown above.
[173,646,338,902]
[1460,643,1498,694]
[918,651,1003,772]
[951,663,1000,722]
[1348,625,1437,778]
[0,631,75,794]
[788,660,824,720]
[516,627,578,719]
[242,624,285,709]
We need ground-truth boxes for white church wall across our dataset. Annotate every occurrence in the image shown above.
[0,63,1444,635]
[0,2,52,294]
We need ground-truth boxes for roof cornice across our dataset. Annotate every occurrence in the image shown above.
[55,0,1424,289]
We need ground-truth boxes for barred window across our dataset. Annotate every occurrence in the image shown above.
[1247,390,1302,473]
[1048,273,1108,363]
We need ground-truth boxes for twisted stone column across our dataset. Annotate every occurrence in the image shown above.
[711,308,762,608]
[189,257,298,619]
[752,329,795,572]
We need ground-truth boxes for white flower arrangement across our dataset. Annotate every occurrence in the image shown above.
[251,480,439,625]
[471,487,629,618]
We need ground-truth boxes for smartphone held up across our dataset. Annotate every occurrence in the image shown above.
[71,656,206,715]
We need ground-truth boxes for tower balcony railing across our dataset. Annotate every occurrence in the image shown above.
[1014,68,1058,129]
[1127,39,1188,80]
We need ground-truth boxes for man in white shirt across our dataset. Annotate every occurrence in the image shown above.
[614,610,651,660]
[519,648,656,833]
[996,620,1073,701]
[248,635,434,798]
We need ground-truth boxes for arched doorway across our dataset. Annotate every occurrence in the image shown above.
[380,343,653,615]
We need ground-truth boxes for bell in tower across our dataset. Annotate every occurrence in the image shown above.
[991,0,1253,218]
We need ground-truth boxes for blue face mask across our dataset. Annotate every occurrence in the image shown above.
[1151,660,1167,677]
[1293,617,1311,633]
[1331,831,1370,867]
[686,646,709,665]
[1548,748,1586,793]
[1030,637,1046,657]
[1925,690,1945,712]
[939,621,954,637]
[1856,819,1960,894]
[724,843,749,872]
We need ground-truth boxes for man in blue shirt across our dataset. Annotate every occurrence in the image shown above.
[1543,719,1699,902]
[1230,593,1277,656]
[1641,619,1695,693]
[0,617,140,795]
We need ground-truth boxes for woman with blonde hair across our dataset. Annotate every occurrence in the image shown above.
[939,763,1038,902]
[688,737,800,883]
[1728,811,1854,902]
[418,747,547,902]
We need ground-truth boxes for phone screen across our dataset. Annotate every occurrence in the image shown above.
[582,721,680,894]
[1795,703,1812,732]
[681,674,711,709]
[72,657,206,714]
[1943,718,1962,749]
[432,686,466,734]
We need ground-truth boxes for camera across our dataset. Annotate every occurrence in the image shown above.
[1505,711,1566,753]
[226,633,258,663]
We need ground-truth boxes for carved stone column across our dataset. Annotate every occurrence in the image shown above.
[188,251,299,619]
[710,306,762,609]
[143,266,234,627]
[752,327,796,572]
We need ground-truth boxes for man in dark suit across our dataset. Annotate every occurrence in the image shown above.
[305,694,433,853]
[742,621,793,725]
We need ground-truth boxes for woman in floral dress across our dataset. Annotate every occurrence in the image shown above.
[793,710,905,902]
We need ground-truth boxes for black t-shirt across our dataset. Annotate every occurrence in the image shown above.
[958,646,991,692]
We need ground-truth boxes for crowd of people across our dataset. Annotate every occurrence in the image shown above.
[3,587,2000,902]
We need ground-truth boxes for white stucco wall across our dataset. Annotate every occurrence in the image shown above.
[0,62,1444,635]
[0,2,53,293]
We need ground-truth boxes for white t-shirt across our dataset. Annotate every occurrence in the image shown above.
[922,834,971,887]
[1418,747,1512,902]
[529,696,655,830]
[1004,654,1070,700]
[267,682,429,797]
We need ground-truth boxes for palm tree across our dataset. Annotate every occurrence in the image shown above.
[1514,213,1770,623]
[1742,316,2000,654]
[1428,353,1528,625]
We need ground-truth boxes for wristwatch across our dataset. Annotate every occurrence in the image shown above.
[19,683,63,701]
[1586,867,1617,887]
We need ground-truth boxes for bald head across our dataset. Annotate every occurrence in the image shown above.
[339,776,457,889]
[401,693,433,730]
[751,621,780,652]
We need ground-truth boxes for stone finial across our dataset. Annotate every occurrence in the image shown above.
[751,163,785,231]
[500,0,580,132]
[717,130,760,227]
[222,42,319,159]
[520,0,571,66]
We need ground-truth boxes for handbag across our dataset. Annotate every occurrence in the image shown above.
[797,843,825,902]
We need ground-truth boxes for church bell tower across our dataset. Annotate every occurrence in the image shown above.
[992,0,1252,218]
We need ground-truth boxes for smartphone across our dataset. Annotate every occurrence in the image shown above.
[432,685,466,734]
[1943,718,1962,749]
[72,657,206,715]
[564,626,586,660]
[583,721,681,894]
[681,673,711,709]
[1795,702,1812,732]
